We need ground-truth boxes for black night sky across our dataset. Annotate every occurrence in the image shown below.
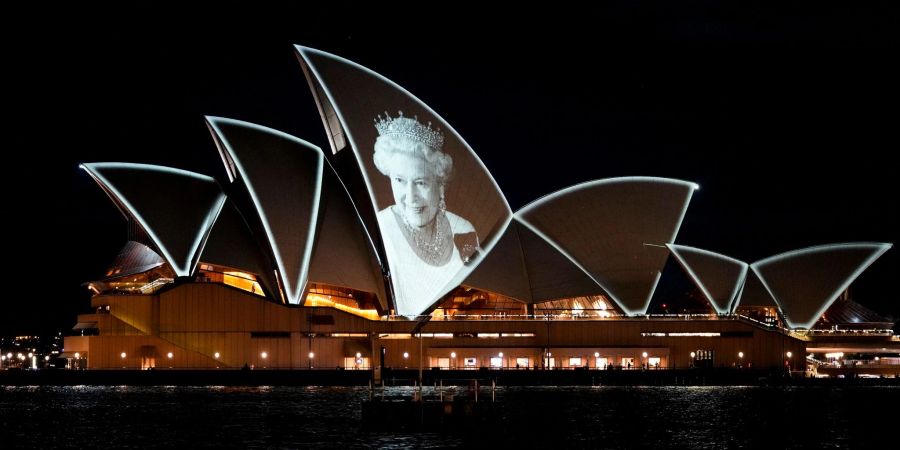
[4,3,897,335]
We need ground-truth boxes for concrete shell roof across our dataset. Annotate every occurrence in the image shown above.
[815,297,896,328]
[102,241,166,281]
[206,116,383,305]
[516,177,698,315]
[206,116,324,304]
[307,162,387,305]
[751,242,892,329]
[81,163,226,277]
[666,244,749,315]
[733,268,779,311]
[198,198,280,298]
[462,217,612,305]
[295,45,512,317]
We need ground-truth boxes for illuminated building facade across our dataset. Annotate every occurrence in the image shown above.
[64,47,897,375]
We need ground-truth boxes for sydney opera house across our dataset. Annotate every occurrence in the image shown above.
[64,46,898,376]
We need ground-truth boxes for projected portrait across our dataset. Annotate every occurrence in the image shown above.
[373,112,479,315]
[296,47,512,317]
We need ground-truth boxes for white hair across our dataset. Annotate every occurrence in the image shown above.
[373,134,453,183]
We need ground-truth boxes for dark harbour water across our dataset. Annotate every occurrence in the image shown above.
[1,385,897,449]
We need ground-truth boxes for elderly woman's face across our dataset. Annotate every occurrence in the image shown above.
[388,153,441,228]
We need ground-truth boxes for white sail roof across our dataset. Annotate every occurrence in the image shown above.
[81,163,226,277]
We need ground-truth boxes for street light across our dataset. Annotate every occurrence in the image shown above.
[308,352,314,369]
[690,351,696,368]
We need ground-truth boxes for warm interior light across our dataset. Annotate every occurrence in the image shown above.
[222,271,264,295]
[305,293,379,320]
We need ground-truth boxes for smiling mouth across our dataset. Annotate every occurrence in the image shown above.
[407,206,425,214]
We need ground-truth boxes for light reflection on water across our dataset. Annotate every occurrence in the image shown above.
[1,385,896,448]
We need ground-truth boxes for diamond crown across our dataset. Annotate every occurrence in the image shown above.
[374,111,444,150]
